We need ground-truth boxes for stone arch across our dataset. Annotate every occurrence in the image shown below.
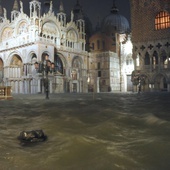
[153,72,168,91]
[160,49,169,68]
[42,21,61,37]
[1,27,13,42]
[72,56,83,69]
[0,57,4,68]
[67,29,78,41]
[0,58,4,84]
[71,56,83,81]
[31,53,37,64]
[144,52,150,65]
[66,29,78,48]
[10,54,23,67]
[6,51,23,66]
[126,54,133,65]
[140,73,150,92]
[152,51,158,64]
[8,54,23,93]
[17,20,29,35]
[54,53,66,75]
[25,51,38,63]
[41,52,51,61]
[23,52,38,77]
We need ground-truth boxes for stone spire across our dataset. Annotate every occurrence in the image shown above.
[59,1,64,13]
[111,0,119,13]
[11,0,20,21]
[0,0,3,17]
[0,0,4,22]
[12,0,19,11]
[57,0,66,26]
[73,0,83,20]
[30,0,41,18]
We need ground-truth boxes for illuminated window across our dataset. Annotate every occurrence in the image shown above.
[155,11,170,30]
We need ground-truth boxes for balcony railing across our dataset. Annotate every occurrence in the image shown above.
[142,64,170,72]
[0,35,87,55]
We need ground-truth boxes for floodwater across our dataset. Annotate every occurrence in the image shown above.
[0,92,170,170]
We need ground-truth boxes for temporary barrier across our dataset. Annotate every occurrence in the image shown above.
[0,86,13,100]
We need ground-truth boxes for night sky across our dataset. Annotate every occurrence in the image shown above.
[1,0,130,29]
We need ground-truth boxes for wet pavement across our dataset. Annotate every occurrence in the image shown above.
[0,92,170,170]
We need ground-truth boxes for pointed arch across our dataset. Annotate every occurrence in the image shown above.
[1,27,13,42]
[144,52,150,65]
[72,56,83,69]
[0,58,4,84]
[66,29,78,48]
[153,73,168,91]
[161,50,168,68]
[42,21,60,36]
[152,51,158,65]
[17,21,29,35]
[10,54,23,66]
[54,53,64,74]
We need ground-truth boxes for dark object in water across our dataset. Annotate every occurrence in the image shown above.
[18,130,47,145]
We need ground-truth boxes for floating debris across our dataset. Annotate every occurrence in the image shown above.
[18,130,47,146]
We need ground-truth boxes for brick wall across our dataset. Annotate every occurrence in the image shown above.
[130,0,170,43]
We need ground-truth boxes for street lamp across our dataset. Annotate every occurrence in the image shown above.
[34,55,55,99]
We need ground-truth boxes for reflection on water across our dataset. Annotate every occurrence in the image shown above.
[0,93,170,170]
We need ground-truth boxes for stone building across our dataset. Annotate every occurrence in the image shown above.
[88,2,133,92]
[130,0,170,92]
[0,0,88,94]
[0,0,133,95]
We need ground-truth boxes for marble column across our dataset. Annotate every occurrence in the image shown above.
[37,79,41,93]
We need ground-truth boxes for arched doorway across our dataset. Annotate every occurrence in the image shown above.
[71,56,82,93]
[0,58,4,85]
[54,54,64,74]
[154,74,167,91]
[9,55,23,93]
[54,53,66,93]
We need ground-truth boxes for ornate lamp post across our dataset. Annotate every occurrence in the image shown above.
[34,55,55,99]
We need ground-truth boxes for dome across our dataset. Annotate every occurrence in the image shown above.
[101,2,130,34]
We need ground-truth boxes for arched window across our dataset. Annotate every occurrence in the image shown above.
[155,11,170,30]
[0,58,3,84]
[152,51,158,65]
[54,54,63,74]
[144,52,150,65]
[73,58,81,69]
[161,50,168,68]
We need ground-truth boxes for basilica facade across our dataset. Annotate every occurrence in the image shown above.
[0,0,89,94]
[0,0,133,94]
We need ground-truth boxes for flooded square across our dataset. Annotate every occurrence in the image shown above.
[0,92,170,170]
